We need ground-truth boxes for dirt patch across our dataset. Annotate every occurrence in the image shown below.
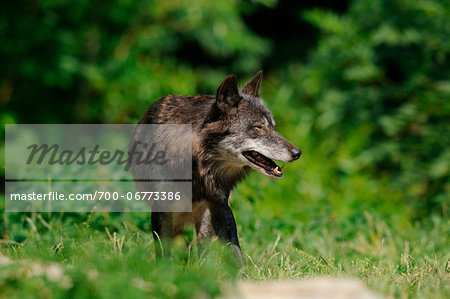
[224,277,385,299]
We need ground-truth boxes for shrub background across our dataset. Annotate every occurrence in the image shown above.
[1,0,448,219]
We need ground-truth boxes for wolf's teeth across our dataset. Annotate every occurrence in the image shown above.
[274,166,282,174]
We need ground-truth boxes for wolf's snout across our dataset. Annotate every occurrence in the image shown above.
[291,148,302,160]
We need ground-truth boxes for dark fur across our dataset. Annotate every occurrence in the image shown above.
[133,71,301,261]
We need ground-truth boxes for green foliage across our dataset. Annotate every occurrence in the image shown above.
[0,0,449,298]
[0,0,271,123]
[293,0,449,217]
[1,0,448,218]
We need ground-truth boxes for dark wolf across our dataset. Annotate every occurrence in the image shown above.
[131,71,301,261]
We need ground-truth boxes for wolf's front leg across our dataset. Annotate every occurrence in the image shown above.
[209,200,244,262]
[151,212,173,258]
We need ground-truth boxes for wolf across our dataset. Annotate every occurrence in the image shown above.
[131,71,301,261]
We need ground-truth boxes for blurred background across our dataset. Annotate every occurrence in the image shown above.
[1,1,449,297]
[2,0,448,221]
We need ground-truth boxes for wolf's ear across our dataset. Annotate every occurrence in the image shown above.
[241,70,263,97]
[216,74,240,110]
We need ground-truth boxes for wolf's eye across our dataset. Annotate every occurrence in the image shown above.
[251,125,266,137]
[252,125,265,134]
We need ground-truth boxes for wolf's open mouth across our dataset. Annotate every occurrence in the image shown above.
[242,150,283,177]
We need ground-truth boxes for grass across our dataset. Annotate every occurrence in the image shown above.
[1,122,448,298]
[0,193,448,298]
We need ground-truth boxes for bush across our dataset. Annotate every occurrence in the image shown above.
[287,0,449,218]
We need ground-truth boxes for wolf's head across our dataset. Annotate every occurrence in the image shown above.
[203,71,301,179]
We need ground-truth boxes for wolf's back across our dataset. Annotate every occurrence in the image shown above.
[138,95,215,127]
[128,95,215,208]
